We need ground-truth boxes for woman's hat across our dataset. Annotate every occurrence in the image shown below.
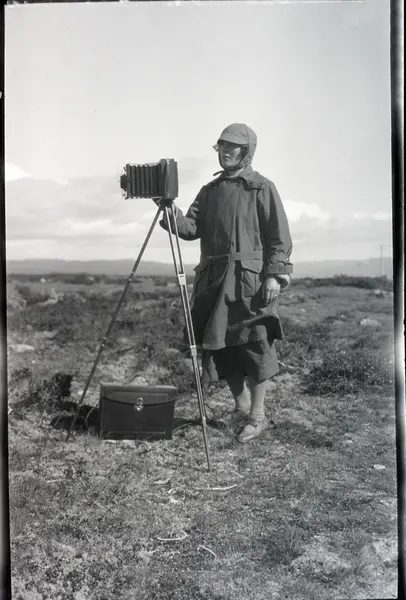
[217,123,257,147]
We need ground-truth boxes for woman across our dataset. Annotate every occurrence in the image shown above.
[161,123,293,443]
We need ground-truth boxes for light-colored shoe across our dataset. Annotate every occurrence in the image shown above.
[219,410,249,431]
[237,416,268,443]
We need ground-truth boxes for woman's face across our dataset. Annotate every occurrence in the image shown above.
[218,141,246,171]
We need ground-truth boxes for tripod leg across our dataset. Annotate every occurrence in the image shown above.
[66,206,163,441]
[164,204,211,472]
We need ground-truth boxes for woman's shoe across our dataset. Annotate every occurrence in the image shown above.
[220,409,249,431]
[237,416,268,443]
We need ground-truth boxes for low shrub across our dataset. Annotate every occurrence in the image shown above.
[60,273,97,285]
[276,318,332,366]
[156,357,195,395]
[8,367,74,416]
[295,275,393,291]
[303,347,394,395]
[12,284,49,306]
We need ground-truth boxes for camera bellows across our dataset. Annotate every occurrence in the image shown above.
[120,158,178,201]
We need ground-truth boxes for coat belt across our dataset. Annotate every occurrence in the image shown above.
[204,251,263,264]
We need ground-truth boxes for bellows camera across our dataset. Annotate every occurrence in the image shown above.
[120,158,179,201]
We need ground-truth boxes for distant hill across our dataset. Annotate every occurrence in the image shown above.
[5,259,186,277]
[6,257,393,278]
[293,258,393,279]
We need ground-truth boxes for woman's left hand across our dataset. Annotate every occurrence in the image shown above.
[262,276,281,306]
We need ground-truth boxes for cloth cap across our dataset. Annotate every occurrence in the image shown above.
[217,123,256,147]
[217,123,257,169]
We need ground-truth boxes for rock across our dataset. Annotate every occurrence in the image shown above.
[6,282,27,310]
[278,361,296,374]
[34,330,58,340]
[54,541,77,555]
[10,343,35,353]
[38,288,64,306]
[360,318,380,327]
[131,375,148,385]
[373,289,386,298]
[120,440,136,447]
[39,297,59,306]
[285,292,306,303]
[372,537,397,562]
[359,535,398,575]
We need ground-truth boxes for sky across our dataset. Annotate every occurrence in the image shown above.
[5,0,393,265]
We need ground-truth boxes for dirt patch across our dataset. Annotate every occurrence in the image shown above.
[291,540,352,577]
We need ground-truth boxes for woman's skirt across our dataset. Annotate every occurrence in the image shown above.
[202,338,279,383]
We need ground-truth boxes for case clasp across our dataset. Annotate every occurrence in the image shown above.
[135,397,144,411]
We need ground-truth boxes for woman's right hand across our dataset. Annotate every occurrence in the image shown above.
[159,203,178,230]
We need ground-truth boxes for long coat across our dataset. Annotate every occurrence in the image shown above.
[161,165,293,352]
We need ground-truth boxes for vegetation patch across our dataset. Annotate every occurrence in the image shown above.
[7,275,397,600]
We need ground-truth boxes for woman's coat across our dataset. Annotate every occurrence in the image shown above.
[161,164,293,352]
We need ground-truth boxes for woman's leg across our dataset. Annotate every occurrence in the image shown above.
[211,348,251,418]
[238,376,268,443]
[246,376,267,422]
[224,374,251,415]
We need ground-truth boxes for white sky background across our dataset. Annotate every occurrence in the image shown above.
[5,0,393,265]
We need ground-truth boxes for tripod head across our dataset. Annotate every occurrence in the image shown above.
[152,197,177,210]
[120,159,179,202]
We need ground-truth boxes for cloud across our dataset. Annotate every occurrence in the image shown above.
[5,162,67,185]
[140,209,160,221]
[5,175,393,262]
[352,211,392,221]
[58,219,143,239]
[177,157,212,185]
[284,200,331,223]
[290,211,392,261]
[5,163,32,182]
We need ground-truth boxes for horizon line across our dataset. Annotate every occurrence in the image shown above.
[6,256,393,264]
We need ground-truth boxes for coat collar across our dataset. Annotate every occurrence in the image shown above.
[211,165,264,189]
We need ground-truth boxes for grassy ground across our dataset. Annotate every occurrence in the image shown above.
[7,275,397,599]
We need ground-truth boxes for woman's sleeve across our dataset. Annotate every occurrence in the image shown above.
[159,186,205,241]
[258,181,293,276]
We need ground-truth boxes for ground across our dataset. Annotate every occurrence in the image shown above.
[6,274,397,600]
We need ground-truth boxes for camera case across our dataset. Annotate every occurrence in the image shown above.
[99,383,177,440]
